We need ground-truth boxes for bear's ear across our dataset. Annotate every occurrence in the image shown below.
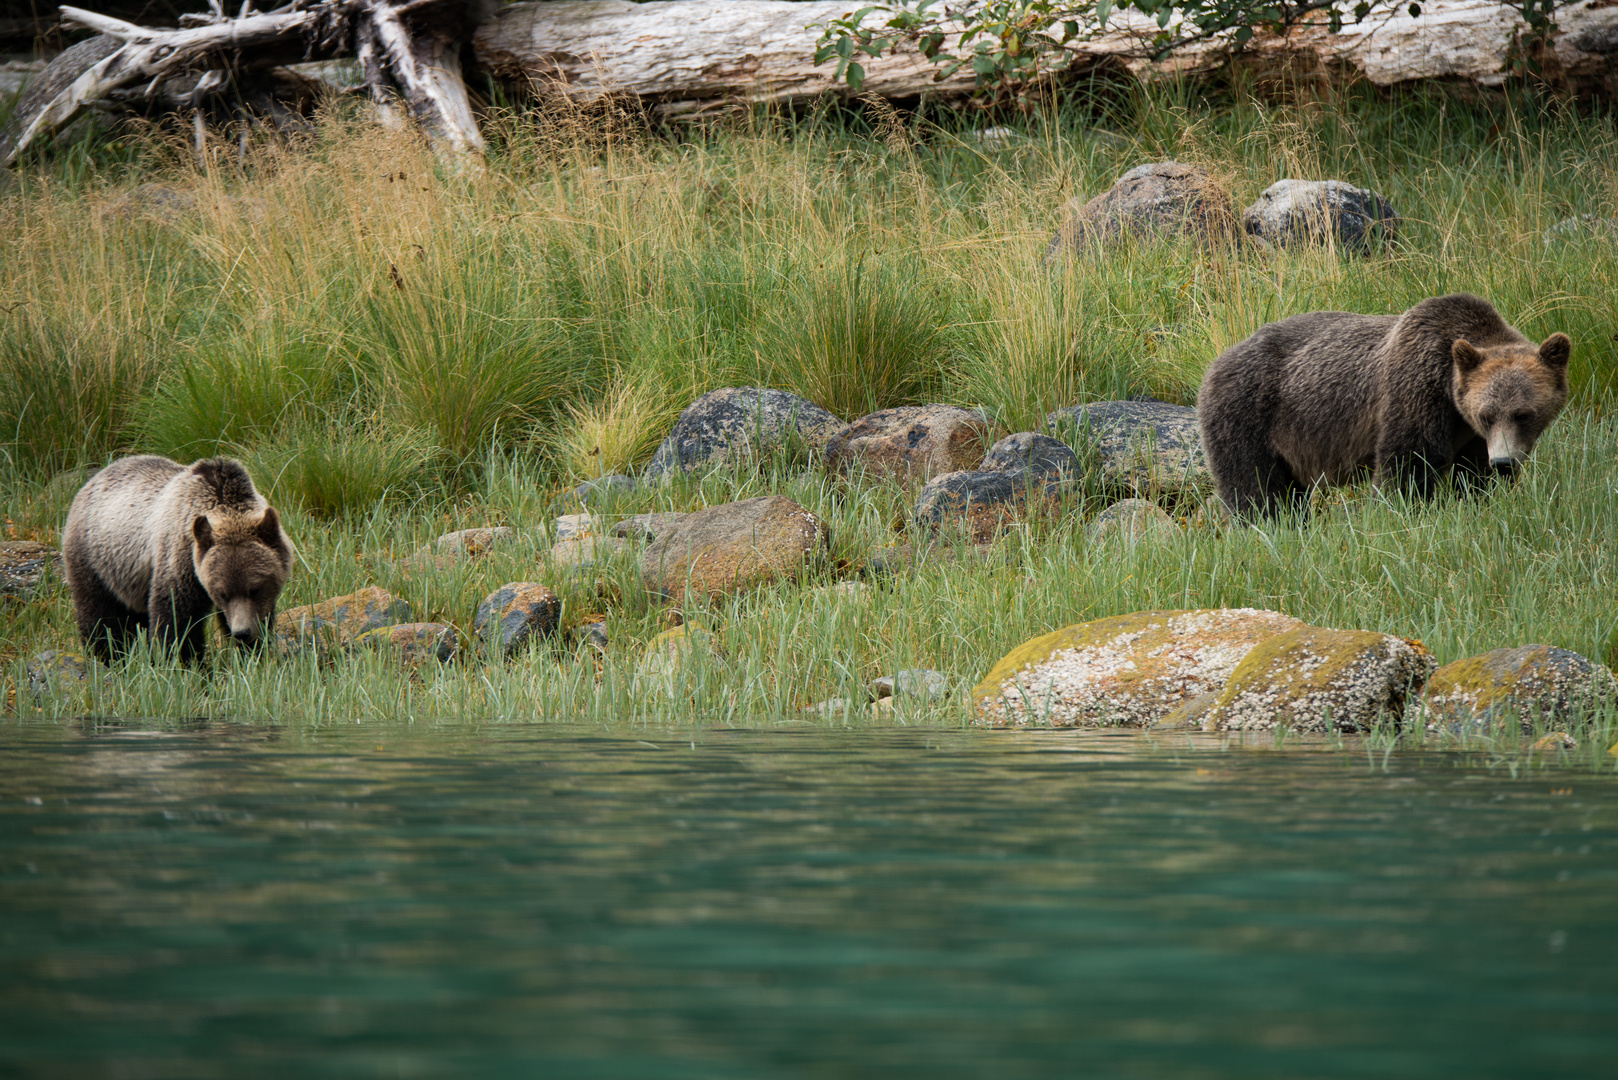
[193,515,214,553]
[1539,332,1571,371]
[1452,339,1485,374]
[256,507,285,549]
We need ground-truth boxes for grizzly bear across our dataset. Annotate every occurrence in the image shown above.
[1197,294,1570,519]
[62,456,295,664]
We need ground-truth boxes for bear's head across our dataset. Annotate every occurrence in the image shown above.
[192,507,295,648]
[1452,332,1571,473]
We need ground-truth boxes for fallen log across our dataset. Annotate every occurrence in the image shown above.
[0,0,485,168]
[470,0,1618,116]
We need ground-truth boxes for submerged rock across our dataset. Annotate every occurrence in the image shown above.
[973,608,1305,728]
[1423,645,1618,732]
[824,405,993,485]
[1241,179,1399,254]
[639,496,830,602]
[474,583,562,658]
[1203,627,1435,734]
[644,387,844,479]
[1045,161,1238,261]
[277,587,413,654]
[1047,400,1208,497]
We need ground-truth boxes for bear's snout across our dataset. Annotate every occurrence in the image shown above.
[221,598,266,645]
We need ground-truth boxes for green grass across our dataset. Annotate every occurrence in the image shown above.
[1,84,1615,762]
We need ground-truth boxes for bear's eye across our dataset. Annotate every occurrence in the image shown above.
[1512,411,1533,426]
[1478,411,1497,427]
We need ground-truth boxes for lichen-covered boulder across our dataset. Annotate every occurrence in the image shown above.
[353,622,458,666]
[973,608,1305,728]
[1203,627,1436,734]
[1046,400,1209,497]
[1087,499,1182,545]
[473,582,562,658]
[980,432,1081,481]
[26,649,96,701]
[1044,161,1238,261]
[643,387,845,479]
[1422,645,1618,732]
[912,470,1031,543]
[639,495,830,601]
[824,405,993,485]
[1241,179,1399,254]
[277,587,413,654]
[1,541,59,602]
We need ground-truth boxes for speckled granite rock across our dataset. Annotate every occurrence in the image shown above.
[644,387,845,479]
[979,432,1081,481]
[1,541,60,602]
[973,608,1305,728]
[1047,400,1209,497]
[353,622,458,666]
[1203,627,1436,734]
[1423,645,1618,732]
[1044,161,1238,261]
[1087,499,1182,545]
[551,514,598,542]
[277,587,413,654]
[825,405,993,486]
[549,534,630,573]
[473,583,562,658]
[1241,179,1398,254]
[639,496,830,602]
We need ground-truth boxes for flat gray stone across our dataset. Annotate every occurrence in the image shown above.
[277,587,413,655]
[552,514,598,542]
[436,527,513,554]
[1241,179,1398,254]
[352,622,458,666]
[1046,400,1209,497]
[644,387,845,479]
[612,513,688,541]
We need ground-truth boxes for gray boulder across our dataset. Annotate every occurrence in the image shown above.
[1,541,60,603]
[644,387,845,479]
[277,587,413,656]
[1241,179,1398,254]
[1045,161,1238,261]
[639,496,831,602]
[913,470,1031,543]
[1087,498,1182,545]
[26,649,97,701]
[825,404,994,485]
[474,582,562,658]
[980,432,1081,481]
[1046,400,1208,497]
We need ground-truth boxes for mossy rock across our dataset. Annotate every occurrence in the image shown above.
[972,608,1303,728]
[278,586,413,655]
[1204,627,1436,734]
[1423,645,1618,732]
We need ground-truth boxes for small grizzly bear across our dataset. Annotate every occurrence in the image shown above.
[1197,293,1570,519]
[62,456,295,664]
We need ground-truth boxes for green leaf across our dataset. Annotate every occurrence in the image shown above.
[1063,19,1079,39]
[1234,25,1253,44]
[1096,0,1112,25]
[847,61,866,91]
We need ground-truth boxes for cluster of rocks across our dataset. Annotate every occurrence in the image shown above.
[1043,161,1401,260]
[972,608,1617,737]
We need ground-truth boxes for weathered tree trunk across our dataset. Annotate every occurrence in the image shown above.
[471,0,1618,117]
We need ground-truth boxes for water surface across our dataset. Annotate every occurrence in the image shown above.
[1,722,1614,1078]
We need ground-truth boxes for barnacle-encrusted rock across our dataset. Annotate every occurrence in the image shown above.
[1203,627,1436,734]
[474,582,562,658]
[353,622,458,666]
[1086,498,1181,545]
[639,495,830,601]
[972,608,1305,728]
[277,586,413,654]
[824,404,994,485]
[1422,645,1618,732]
[644,387,845,479]
[1044,161,1238,261]
[1,541,60,602]
[1046,400,1209,497]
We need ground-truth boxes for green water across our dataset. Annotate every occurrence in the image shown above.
[0,722,1614,1078]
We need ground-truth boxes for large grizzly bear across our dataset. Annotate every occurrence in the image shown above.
[1197,294,1570,519]
[62,456,295,664]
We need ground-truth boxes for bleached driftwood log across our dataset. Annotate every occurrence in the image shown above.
[0,0,484,168]
[471,0,1618,117]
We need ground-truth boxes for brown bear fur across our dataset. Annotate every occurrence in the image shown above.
[1197,293,1570,519]
[62,456,295,664]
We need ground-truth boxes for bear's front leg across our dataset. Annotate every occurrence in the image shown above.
[148,580,213,666]
[69,570,145,665]
[1373,442,1444,501]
